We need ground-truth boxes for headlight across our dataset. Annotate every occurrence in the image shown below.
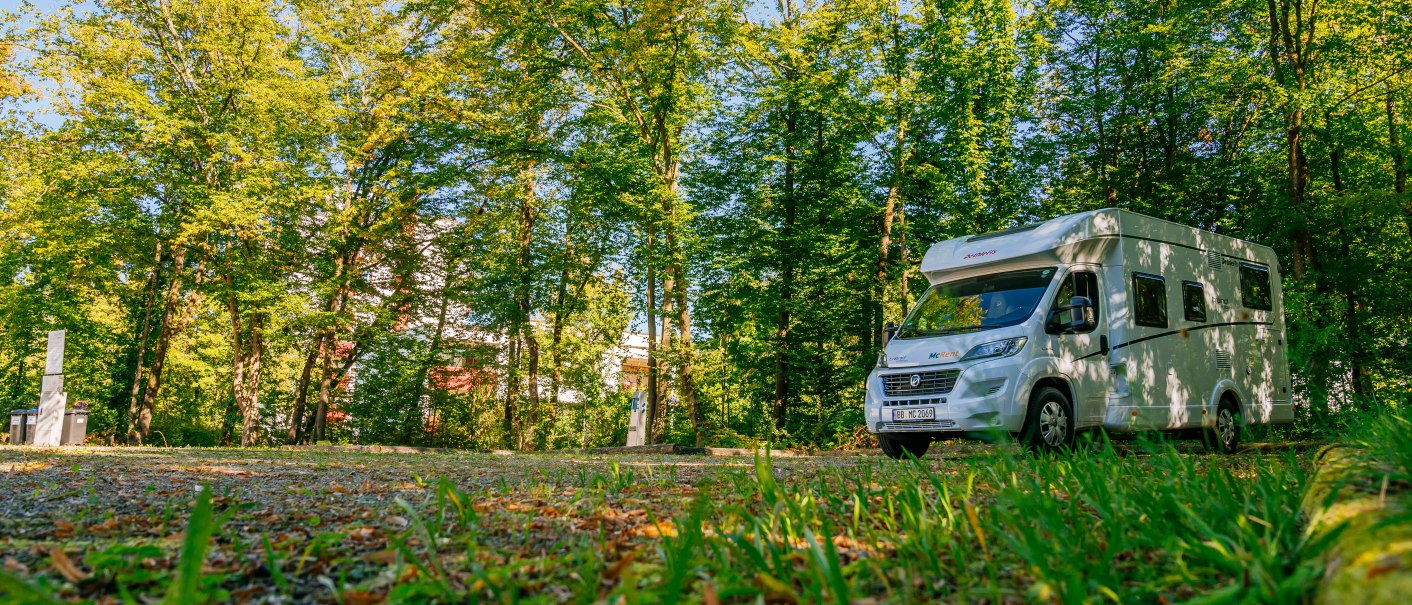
[876,352,889,368]
[961,337,1028,362]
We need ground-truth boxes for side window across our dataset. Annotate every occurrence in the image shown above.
[1182,281,1207,322]
[1132,273,1168,328]
[1240,264,1272,310]
[1047,271,1099,333]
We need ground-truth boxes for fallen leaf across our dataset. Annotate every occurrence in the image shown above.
[636,521,676,538]
[1366,554,1401,580]
[50,547,88,583]
[343,590,385,605]
[602,548,639,581]
[87,517,119,536]
[53,519,75,539]
[756,572,798,605]
[703,581,721,605]
[367,550,399,565]
[3,556,28,574]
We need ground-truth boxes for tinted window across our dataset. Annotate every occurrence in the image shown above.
[1132,273,1168,328]
[898,267,1057,338]
[1240,264,1272,310]
[1048,271,1100,333]
[1182,281,1207,322]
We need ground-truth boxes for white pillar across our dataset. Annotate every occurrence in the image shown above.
[33,330,66,447]
[627,391,646,447]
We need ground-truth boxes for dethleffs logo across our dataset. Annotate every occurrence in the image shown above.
[928,351,959,360]
[963,249,998,260]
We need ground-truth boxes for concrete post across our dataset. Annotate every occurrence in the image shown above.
[33,330,66,447]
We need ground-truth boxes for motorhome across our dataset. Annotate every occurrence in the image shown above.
[866,209,1292,458]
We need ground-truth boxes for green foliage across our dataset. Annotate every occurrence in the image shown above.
[0,0,1408,448]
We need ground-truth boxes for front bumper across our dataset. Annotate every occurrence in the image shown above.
[864,356,1027,434]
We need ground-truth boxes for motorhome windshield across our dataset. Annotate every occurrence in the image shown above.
[896,267,1057,338]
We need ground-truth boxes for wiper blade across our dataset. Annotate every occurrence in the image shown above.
[932,325,982,334]
[907,326,982,337]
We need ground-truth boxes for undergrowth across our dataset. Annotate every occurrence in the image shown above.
[386,440,1325,603]
[0,439,1331,603]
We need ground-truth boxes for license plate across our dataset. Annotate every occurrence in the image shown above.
[892,407,936,422]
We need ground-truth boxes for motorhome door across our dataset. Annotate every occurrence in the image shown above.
[1044,266,1110,426]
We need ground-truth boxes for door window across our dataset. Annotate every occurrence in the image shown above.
[1047,271,1100,333]
[1132,273,1168,328]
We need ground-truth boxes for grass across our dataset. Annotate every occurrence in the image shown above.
[0,438,1329,603]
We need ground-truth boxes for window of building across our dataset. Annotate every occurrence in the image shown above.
[1240,263,1273,310]
[1133,273,1168,328]
[1182,281,1207,322]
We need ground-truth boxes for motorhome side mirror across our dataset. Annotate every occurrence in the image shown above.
[1066,296,1096,331]
[883,321,898,345]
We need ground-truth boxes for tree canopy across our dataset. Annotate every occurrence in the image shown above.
[1,0,1408,448]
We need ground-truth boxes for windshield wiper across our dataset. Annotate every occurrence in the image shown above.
[906,325,982,337]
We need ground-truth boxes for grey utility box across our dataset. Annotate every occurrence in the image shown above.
[22,411,36,444]
[61,411,87,445]
[8,410,23,445]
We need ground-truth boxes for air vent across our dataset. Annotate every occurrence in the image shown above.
[883,397,947,407]
[984,385,1003,396]
[1206,250,1224,271]
[882,420,957,431]
[1215,350,1232,372]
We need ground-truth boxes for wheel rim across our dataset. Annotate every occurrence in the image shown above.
[1039,399,1067,447]
[1217,408,1235,448]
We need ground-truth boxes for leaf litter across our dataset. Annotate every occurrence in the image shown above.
[0,441,1323,603]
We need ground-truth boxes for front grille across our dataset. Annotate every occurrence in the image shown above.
[882,420,956,431]
[882,369,960,396]
[883,397,946,407]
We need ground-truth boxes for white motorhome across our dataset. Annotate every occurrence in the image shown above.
[866,209,1292,458]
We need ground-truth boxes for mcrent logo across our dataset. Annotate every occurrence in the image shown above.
[928,351,959,360]
[963,249,998,260]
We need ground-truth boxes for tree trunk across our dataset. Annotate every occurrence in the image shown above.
[242,318,262,446]
[550,247,569,416]
[132,243,187,444]
[287,338,320,444]
[503,323,520,447]
[670,248,701,446]
[223,272,265,447]
[314,333,335,443]
[875,117,909,341]
[1266,0,1317,279]
[645,225,658,445]
[1388,91,1411,241]
[514,162,541,450]
[125,242,162,439]
[658,273,674,440]
[409,278,451,444]
[774,103,797,433]
[1391,92,1408,194]
[897,204,911,317]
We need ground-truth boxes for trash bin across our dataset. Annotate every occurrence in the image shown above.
[61,411,87,445]
[7,410,23,445]
[22,410,37,445]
